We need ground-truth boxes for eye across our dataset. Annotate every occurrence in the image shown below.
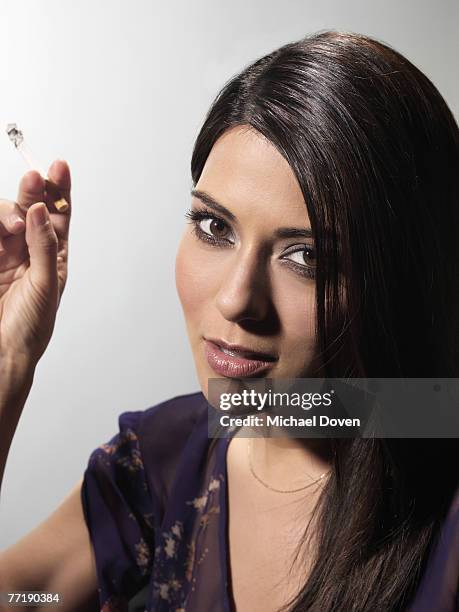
[199,217,231,240]
[184,207,235,245]
[281,245,316,279]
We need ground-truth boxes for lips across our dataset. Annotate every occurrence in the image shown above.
[204,338,277,378]
[206,337,278,360]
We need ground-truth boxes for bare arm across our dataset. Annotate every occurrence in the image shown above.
[0,361,99,610]
[0,357,34,494]
[0,162,99,610]
[0,478,99,612]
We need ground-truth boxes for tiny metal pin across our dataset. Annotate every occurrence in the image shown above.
[6,123,69,213]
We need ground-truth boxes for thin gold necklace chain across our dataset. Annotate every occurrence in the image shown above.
[247,438,331,494]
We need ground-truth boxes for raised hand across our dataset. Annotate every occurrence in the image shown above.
[0,160,71,367]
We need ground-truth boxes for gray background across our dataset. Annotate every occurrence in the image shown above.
[0,0,457,548]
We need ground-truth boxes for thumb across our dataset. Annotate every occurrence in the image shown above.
[25,202,59,294]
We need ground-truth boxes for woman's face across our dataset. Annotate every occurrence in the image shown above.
[175,125,319,398]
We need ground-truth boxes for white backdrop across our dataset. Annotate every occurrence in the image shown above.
[0,0,457,548]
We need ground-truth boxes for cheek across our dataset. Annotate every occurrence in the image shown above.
[274,276,317,355]
[175,234,217,323]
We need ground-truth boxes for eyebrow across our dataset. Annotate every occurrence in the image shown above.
[190,188,314,239]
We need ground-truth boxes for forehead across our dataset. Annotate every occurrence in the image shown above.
[195,125,310,226]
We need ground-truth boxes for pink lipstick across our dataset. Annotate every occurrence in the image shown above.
[204,338,277,378]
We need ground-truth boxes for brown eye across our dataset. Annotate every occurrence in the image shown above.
[280,245,317,279]
[285,245,316,267]
[200,217,231,240]
[205,219,228,238]
[184,207,236,246]
[302,247,316,265]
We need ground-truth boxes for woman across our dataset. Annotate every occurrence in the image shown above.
[0,29,458,612]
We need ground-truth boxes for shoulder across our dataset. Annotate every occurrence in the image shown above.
[122,390,208,446]
[86,390,208,475]
[84,391,210,528]
[118,391,211,510]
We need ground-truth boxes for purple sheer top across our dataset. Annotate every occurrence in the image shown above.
[81,391,459,611]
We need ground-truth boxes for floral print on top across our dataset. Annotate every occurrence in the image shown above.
[81,392,231,612]
[81,411,155,611]
[81,392,459,612]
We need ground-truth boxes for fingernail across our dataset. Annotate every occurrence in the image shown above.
[32,203,49,226]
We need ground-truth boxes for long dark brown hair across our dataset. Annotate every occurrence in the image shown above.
[190,30,459,611]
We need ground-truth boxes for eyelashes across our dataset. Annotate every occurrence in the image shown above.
[184,206,316,280]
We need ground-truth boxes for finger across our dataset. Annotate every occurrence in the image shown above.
[0,199,26,238]
[45,159,71,214]
[16,170,46,214]
[25,202,59,295]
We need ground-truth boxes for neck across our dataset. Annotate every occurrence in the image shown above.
[240,426,333,489]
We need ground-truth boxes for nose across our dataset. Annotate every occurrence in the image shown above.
[215,246,270,323]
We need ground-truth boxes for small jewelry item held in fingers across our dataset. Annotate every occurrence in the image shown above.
[5,123,69,213]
